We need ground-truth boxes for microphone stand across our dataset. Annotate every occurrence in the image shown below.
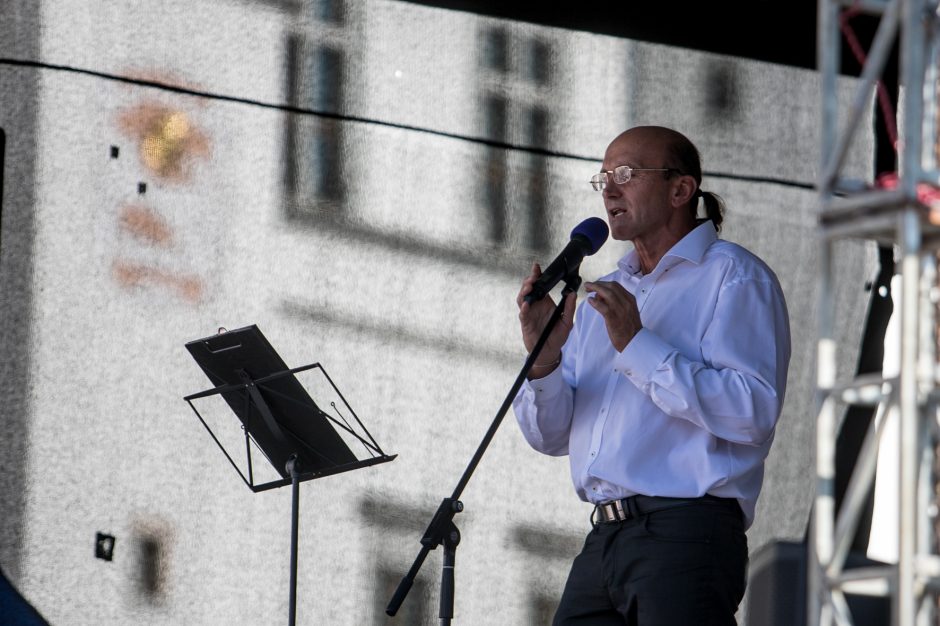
[385,272,582,624]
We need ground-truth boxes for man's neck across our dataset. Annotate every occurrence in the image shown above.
[632,224,695,274]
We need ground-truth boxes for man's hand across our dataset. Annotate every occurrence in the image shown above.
[584,280,641,352]
[517,263,576,377]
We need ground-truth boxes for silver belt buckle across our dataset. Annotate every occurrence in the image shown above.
[613,499,626,520]
[598,500,626,522]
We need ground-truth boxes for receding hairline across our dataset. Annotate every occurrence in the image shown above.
[606,126,701,180]
[608,126,691,155]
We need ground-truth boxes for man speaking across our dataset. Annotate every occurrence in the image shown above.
[513,126,791,625]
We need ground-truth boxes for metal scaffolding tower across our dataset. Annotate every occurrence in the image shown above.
[811,0,940,625]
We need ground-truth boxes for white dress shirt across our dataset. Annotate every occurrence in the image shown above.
[513,221,791,528]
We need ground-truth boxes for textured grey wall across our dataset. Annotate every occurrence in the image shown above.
[0,1,875,624]
[0,0,41,586]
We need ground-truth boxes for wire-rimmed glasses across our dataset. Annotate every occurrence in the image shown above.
[590,166,678,191]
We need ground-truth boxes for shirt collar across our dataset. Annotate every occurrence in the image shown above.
[617,221,718,275]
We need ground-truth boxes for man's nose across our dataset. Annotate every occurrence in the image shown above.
[603,179,621,198]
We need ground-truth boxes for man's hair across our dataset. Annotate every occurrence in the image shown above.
[647,126,725,232]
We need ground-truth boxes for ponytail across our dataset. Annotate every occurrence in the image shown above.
[695,189,724,233]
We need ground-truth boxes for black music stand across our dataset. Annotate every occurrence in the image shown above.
[183,324,396,626]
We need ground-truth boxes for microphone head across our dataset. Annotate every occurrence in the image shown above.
[570,217,609,255]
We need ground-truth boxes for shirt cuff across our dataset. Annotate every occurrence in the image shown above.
[615,328,674,385]
[522,360,566,401]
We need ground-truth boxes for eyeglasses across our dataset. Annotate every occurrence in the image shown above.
[590,166,679,191]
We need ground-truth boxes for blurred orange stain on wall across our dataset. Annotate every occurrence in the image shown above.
[113,98,210,303]
[119,204,173,247]
[112,260,204,303]
[118,103,210,181]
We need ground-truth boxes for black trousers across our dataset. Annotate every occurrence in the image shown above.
[553,498,748,626]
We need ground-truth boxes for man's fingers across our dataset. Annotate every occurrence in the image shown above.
[528,262,543,283]
[585,282,615,308]
[562,292,577,325]
[587,294,606,313]
[586,281,635,308]
[517,263,545,307]
[586,280,627,295]
[584,281,616,302]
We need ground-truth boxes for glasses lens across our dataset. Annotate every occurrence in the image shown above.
[612,166,632,184]
[590,173,606,191]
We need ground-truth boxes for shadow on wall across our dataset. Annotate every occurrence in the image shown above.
[0,66,42,581]
[0,564,50,625]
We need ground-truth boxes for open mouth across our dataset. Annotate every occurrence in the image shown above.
[609,207,626,218]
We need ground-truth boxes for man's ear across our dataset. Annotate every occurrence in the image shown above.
[671,174,697,207]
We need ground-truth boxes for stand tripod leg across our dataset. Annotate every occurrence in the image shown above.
[439,522,460,625]
[288,455,300,626]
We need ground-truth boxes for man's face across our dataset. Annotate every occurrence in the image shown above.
[600,130,675,243]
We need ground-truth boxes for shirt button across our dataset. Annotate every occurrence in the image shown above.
[601,408,606,414]
[591,451,596,456]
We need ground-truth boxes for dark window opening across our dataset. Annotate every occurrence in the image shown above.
[482,28,509,73]
[483,95,509,244]
[285,35,347,215]
[526,38,551,86]
[308,0,345,25]
[307,46,345,114]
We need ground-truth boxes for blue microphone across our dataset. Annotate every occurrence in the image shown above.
[524,217,609,304]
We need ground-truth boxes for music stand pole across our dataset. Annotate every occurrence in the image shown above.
[387,274,581,622]
[288,455,300,626]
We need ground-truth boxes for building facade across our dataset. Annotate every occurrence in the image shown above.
[0,1,876,623]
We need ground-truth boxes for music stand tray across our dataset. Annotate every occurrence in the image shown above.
[183,324,395,624]
[184,324,395,490]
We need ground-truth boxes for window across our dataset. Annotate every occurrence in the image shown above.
[478,27,556,253]
[285,0,348,216]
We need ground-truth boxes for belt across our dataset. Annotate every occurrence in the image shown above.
[592,494,736,524]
